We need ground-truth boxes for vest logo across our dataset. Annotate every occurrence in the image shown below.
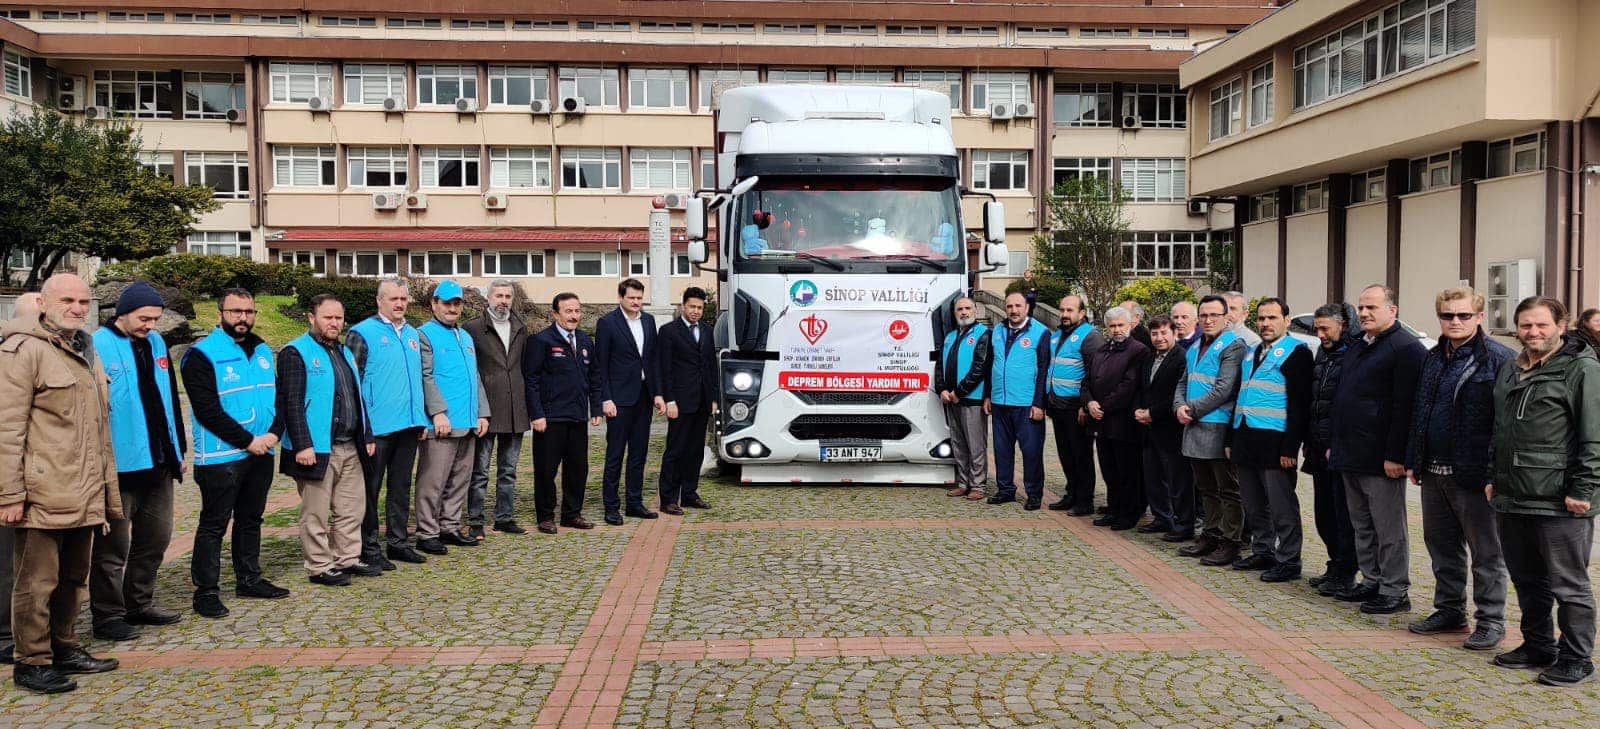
[311,357,322,368]
[965,336,975,346]
[408,339,419,350]
[886,319,910,342]
[1020,337,1032,348]
[789,280,819,307]
[156,356,169,370]
[257,356,271,369]
[223,365,240,383]
[1273,348,1284,357]
[799,314,828,345]
[1069,334,1079,343]
[381,336,390,344]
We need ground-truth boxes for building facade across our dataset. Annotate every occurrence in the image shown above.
[0,1,1273,302]
[1182,0,1600,331]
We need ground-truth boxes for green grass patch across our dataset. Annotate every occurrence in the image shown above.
[191,294,303,349]
[262,506,300,527]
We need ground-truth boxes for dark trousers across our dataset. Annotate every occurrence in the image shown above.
[660,404,711,508]
[1498,512,1595,662]
[1144,440,1194,533]
[534,420,588,523]
[992,405,1045,500]
[12,527,93,666]
[1237,465,1302,567]
[602,402,652,513]
[191,454,275,598]
[364,427,421,556]
[0,526,11,642]
[1192,459,1244,542]
[90,474,174,624]
[468,432,524,526]
[1420,472,1506,625]
[1311,469,1358,577]
[1099,437,1144,526]
[1047,404,1096,508]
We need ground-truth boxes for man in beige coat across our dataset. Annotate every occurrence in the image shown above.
[0,274,124,694]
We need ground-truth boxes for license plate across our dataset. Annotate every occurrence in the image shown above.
[820,446,882,462]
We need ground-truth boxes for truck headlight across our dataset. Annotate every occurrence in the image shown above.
[730,371,755,392]
[728,401,752,422]
[931,440,954,459]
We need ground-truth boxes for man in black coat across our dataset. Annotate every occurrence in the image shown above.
[1082,306,1149,530]
[656,287,719,514]
[523,292,603,535]
[1135,315,1192,540]
[593,278,664,525]
[1304,303,1360,598]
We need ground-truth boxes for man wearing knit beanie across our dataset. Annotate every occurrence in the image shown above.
[89,281,187,642]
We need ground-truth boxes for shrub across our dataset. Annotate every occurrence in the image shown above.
[96,253,313,297]
[1003,274,1069,310]
[292,276,384,324]
[1113,277,1196,321]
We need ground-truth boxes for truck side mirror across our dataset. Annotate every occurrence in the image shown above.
[685,197,707,244]
[687,239,708,265]
[983,241,1010,268]
[982,200,1006,244]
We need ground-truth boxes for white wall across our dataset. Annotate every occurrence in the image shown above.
[1398,188,1463,326]
[1285,212,1329,314]
[1475,172,1546,292]
[1345,202,1388,303]
[1241,221,1277,299]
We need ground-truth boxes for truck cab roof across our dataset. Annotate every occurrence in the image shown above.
[718,85,957,158]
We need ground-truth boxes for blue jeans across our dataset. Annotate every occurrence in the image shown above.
[991,404,1045,500]
[468,432,524,525]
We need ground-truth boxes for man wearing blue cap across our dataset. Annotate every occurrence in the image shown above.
[413,280,490,555]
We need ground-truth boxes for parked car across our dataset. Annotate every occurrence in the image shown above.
[1288,312,1438,351]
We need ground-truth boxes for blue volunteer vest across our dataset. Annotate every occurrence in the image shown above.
[349,316,427,436]
[419,319,482,431]
[1047,321,1094,398]
[282,333,362,455]
[988,319,1048,407]
[93,327,181,474]
[186,327,277,466]
[941,323,989,401]
[1184,330,1240,425]
[1232,337,1305,432]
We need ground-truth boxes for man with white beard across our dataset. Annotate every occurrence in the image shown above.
[464,281,531,537]
[937,297,992,500]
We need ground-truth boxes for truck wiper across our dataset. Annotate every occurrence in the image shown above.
[862,254,948,271]
[785,251,845,271]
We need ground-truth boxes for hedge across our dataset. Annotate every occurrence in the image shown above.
[1113,277,1196,322]
[98,253,313,297]
[291,277,386,324]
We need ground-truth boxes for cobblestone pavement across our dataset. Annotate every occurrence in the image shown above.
[9,420,1600,727]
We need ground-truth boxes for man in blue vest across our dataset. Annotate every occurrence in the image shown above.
[89,282,187,642]
[1044,294,1104,515]
[1227,298,1313,583]
[938,296,992,500]
[523,293,604,534]
[594,278,664,526]
[181,288,290,620]
[346,278,430,568]
[1174,295,1248,567]
[413,281,491,555]
[278,295,377,587]
[985,292,1051,511]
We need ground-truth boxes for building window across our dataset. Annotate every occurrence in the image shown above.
[1292,0,1474,111]
[903,70,962,111]
[1017,26,1070,39]
[1054,83,1113,127]
[1052,157,1113,191]
[1292,181,1327,213]
[489,65,549,106]
[1349,168,1386,203]
[278,251,327,276]
[489,147,552,189]
[7,249,35,271]
[1122,231,1208,277]
[972,71,1029,112]
[186,152,250,199]
[1208,77,1243,141]
[1250,193,1279,221]
[1488,132,1544,178]
[639,21,692,32]
[2,52,30,99]
[561,148,621,190]
[557,66,619,107]
[182,72,245,118]
[1385,0,1476,74]
[139,152,174,182]
[762,24,817,35]
[39,11,97,20]
[702,23,755,34]
[385,17,441,29]
[674,253,693,276]
[243,15,297,25]
[1137,28,1189,38]
[885,25,937,36]
[1246,63,1274,128]
[514,20,569,31]
[417,64,478,106]
[347,147,409,189]
[1125,83,1186,128]
[483,251,544,277]
[319,16,376,27]
[108,11,165,22]
[971,150,1029,192]
[269,62,333,104]
[555,251,621,277]
[767,69,827,85]
[93,70,172,118]
[187,231,251,258]
[996,250,1029,277]
[336,251,399,277]
[272,146,336,188]
[419,147,481,188]
[175,13,231,23]
[630,148,692,191]
[699,68,758,109]
[1120,158,1186,202]
[699,149,716,188]
[576,20,630,31]
[628,68,689,109]
[627,251,650,276]
[1294,17,1379,108]
[947,26,998,37]
[1408,149,1460,192]
[409,251,473,277]
[1080,27,1132,38]
[836,69,895,84]
[0,10,30,19]
[344,63,406,105]
[451,19,506,30]
[824,25,878,36]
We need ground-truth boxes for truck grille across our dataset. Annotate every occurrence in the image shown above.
[788,414,913,441]
[790,391,908,406]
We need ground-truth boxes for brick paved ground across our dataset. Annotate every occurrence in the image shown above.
[6,420,1600,727]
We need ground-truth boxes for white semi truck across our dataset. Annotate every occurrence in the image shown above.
[684,85,1009,484]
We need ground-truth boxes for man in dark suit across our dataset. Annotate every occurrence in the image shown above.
[1135,315,1194,541]
[523,293,603,535]
[594,278,664,526]
[464,280,531,537]
[656,287,718,514]
[1082,306,1150,530]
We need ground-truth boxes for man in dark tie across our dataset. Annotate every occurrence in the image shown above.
[594,279,664,526]
[656,287,718,514]
[523,293,603,535]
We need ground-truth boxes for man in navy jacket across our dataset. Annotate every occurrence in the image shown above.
[523,293,603,535]
[593,279,664,525]
[656,287,719,514]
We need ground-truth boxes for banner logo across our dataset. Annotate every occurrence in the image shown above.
[886,319,911,342]
[789,279,819,308]
[799,314,829,345]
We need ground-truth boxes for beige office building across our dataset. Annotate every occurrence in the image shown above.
[1182,0,1600,333]
[0,1,1272,302]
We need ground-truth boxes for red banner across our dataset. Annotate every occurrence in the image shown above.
[778,371,930,392]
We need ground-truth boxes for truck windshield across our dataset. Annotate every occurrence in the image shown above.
[735,176,962,264]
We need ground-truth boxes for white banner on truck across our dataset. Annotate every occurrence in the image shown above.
[773,308,932,393]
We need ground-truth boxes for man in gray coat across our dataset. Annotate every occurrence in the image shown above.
[464,281,530,538]
[1174,295,1249,567]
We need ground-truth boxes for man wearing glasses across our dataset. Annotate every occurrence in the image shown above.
[181,289,290,619]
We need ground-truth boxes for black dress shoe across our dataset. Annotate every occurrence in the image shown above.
[440,531,479,547]
[1047,498,1072,511]
[1092,514,1116,527]
[626,507,659,519]
[92,620,140,642]
[494,520,528,534]
[537,521,558,534]
[561,516,595,530]
[986,494,1016,505]
[682,496,710,509]
[1407,610,1467,635]
[660,505,684,516]
[1494,644,1560,670]
[1096,505,1110,515]
[1067,507,1095,517]
[1359,593,1412,614]
[344,562,383,577]
[193,594,230,619]
[1539,659,1596,686]
[125,607,182,626]
[52,646,118,674]
[13,663,76,694]
[1136,521,1172,534]
[0,641,12,665]
[1110,521,1138,531]
[604,512,625,526]
[1160,531,1195,543]
[416,538,448,555]
[1260,564,1302,583]
[1232,554,1276,571]
[1023,497,1042,511]
[1317,576,1355,598]
[309,570,351,587]
[387,546,428,564]
[236,579,291,599]
[1334,581,1380,603]
[371,554,396,571]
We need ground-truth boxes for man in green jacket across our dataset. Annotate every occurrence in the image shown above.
[1487,296,1600,687]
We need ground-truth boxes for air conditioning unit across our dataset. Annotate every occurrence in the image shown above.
[57,75,87,111]
[455,97,478,114]
[404,192,429,210]
[560,96,587,115]
[306,96,332,112]
[381,96,404,112]
[660,192,689,210]
[371,192,402,210]
[529,98,552,115]
[84,105,111,121]
[989,103,1014,120]
[1012,101,1036,118]
[224,108,246,124]
[1186,198,1209,216]
[482,192,508,210]
[1486,258,1538,334]
[1122,114,1142,129]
